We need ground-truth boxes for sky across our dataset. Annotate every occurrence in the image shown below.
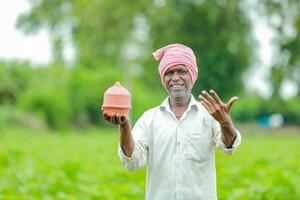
[0,1,51,63]
[0,1,297,98]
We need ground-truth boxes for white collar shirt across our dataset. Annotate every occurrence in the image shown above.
[118,95,241,200]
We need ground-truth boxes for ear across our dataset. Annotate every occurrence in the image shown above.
[161,79,168,90]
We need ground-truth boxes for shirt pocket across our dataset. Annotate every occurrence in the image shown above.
[185,132,211,163]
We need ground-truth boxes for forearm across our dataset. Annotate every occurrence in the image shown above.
[220,120,237,148]
[119,121,135,157]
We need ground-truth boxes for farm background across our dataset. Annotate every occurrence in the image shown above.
[1,0,300,199]
[0,126,299,199]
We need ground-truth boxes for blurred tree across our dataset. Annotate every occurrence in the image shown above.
[16,0,143,125]
[260,0,300,97]
[17,63,72,129]
[270,65,285,99]
[0,61,32,104]
[14,0,256,127]
[69,65,122,126]
[17,0,254,99]
[16,0,144,68]
[144,0,254,99]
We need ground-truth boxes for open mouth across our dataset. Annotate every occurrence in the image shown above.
[170,84,184,90]
[170,84,184,88]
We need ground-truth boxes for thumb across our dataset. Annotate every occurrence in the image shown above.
[120,116,129,125]
[226,96,238,111]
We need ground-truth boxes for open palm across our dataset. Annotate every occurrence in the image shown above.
[199,89,238,126]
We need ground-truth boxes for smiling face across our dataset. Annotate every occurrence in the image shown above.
[163,64,193,101]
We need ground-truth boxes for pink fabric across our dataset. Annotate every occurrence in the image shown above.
[152,43,198,84]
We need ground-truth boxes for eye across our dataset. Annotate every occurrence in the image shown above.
[164,71,173,77]
[178,69,187,75]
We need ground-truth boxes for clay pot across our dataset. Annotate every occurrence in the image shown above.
[102,81,131,116]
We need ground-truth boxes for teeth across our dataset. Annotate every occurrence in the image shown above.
[172,85,183,88]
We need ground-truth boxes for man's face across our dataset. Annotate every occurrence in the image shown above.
[163,65,193,99]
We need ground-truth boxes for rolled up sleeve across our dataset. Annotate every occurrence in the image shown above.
[118,112,149,171]
[212,119,242,155]
[118,142,147,171]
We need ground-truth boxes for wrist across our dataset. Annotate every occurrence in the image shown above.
[220,120,233,128]
[120,119,130,128]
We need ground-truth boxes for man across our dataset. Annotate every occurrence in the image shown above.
[103,43,241,200]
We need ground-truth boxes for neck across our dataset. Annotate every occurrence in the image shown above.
[169,95,191,108]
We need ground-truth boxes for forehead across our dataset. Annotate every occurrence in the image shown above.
[165,64,187,72]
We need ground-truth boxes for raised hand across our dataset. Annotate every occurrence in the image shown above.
[103,111,128,126]
[103,111,133,157]
[198,89,238,126]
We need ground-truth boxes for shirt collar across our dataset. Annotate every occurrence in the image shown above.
[159,95,200,112]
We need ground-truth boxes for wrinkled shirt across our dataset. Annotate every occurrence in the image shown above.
[118,95,241,200]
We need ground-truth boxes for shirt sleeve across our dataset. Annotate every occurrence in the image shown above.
[118,112,149,171]
[212,118,242,155]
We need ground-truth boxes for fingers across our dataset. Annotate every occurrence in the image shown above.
[103,111,127,125]
[103,111,111,121]
[227,96,238,111]
[200,99,213,115]
[111,113,120,124]
[199,89,229,116]
[199,89,222,114]
[111,113,117,124]
[209,89,222,104]
[201,90,217,105]
[120,116,127,124]
[199,94,213,110]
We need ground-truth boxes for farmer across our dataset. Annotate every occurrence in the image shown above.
[103,43,241,200]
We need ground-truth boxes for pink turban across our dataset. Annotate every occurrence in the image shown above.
[152,43,198,84]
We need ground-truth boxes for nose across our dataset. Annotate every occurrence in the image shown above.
[172,72,180,81]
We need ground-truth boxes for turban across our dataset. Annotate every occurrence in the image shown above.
[152,43,198,84]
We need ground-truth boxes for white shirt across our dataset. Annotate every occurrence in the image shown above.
[118,95,241,200]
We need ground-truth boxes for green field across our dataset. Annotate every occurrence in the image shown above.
[0,126,299,200]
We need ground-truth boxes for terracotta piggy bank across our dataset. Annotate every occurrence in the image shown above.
[102,81,131,116]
